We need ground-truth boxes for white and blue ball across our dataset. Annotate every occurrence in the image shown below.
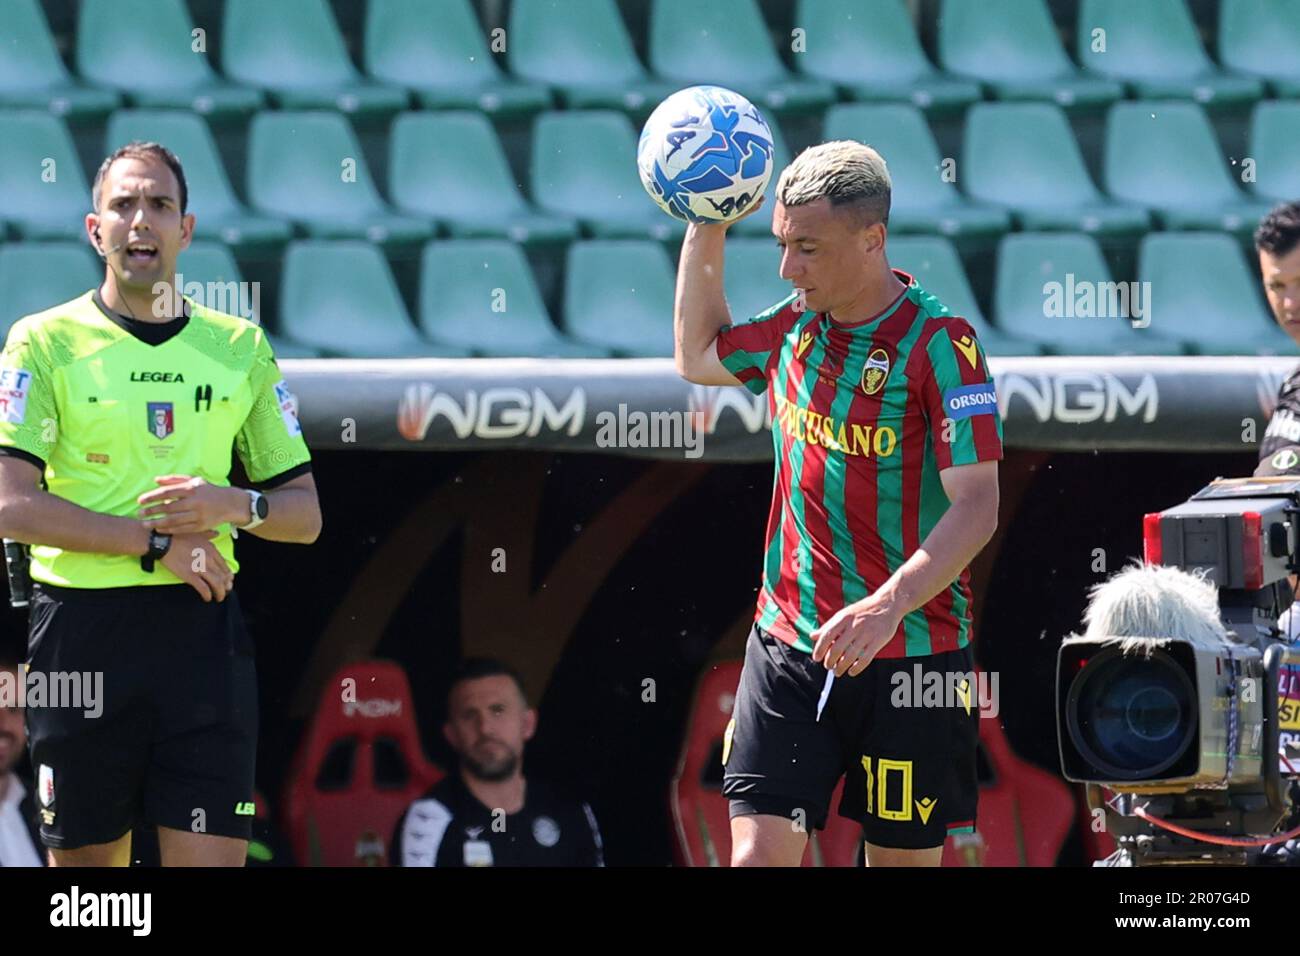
[637,85,775,224]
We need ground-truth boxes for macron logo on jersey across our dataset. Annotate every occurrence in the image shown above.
[274,380,302,437]
[943,382,997,420]
[0,368,32,424]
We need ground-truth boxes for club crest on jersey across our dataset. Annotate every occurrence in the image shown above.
[147,402,174,440]
[861,347,890,396]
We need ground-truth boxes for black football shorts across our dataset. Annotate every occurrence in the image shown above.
[24,582,259,850]
[722,624,980,850]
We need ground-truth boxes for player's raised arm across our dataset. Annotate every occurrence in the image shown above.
[673,219,741,385]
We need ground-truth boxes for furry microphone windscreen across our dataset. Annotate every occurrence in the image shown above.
[1080,562,1228,657]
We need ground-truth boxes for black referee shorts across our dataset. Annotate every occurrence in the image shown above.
[24,582,259,850]
[722,625,980,850]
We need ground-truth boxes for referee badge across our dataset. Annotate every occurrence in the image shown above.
[861,347,890,396]
[146,401,174,440]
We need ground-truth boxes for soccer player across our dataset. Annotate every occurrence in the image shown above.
[0,141,322,866]
[675,142,1002,867]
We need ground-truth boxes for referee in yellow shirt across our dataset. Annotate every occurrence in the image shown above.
[0,141,322,866]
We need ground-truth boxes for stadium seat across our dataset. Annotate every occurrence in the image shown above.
[993,233,1185,355]
[1138,232,1293,355]
[388,112,576,244]
[279,240,470,357]
[0,242,99,340]
[1219,0,1300,97]
[247,111,433,246]
[936,0,1122,107]
[728,114,792,239]
[531,111,685,241]
[887,235,1042,356]
[723,240,795,324]
[791,0,980,112]
[822,104,1011,239]
[283,659,444,866]
[1104,101,1275,237]
[222,0,408,114]
[670,661,863,866]
[364,0,551,116]
[939,709,1076,867]
[75,0,262,118]
[105,110,291,247]
[0,0,119,118]
[508,0,676,112]
[563,240,676,356]
[418,240,608,357]
[1077,0,1263,105]
[0,112,90,240]
[1247,100,1300,205]
[648,0,836,114]
[176,241,321,358]
[962,103,1150,236]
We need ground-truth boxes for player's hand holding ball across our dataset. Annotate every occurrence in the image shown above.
[637,85,776,231]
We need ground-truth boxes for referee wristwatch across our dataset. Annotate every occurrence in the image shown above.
[239,489,269,530]
[141,530,172,573]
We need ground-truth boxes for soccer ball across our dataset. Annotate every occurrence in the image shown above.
[637,85,775,225]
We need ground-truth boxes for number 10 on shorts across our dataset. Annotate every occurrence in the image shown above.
[861,755,916,822]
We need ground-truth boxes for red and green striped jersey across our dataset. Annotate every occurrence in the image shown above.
[715,270,1003,657]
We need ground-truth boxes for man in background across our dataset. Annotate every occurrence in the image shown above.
[393,657,603,867]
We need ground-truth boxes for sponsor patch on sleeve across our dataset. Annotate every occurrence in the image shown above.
[943,382,998,421]
[273,380,302,437]
[0,368,33,425]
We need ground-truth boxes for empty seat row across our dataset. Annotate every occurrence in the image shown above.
[2,232,1287,360]
[8,0,1300,122]
[3,98,1297,250]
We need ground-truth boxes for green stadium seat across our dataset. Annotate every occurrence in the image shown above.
[106,110,291,247]
[1219,0,1300,97]
[729,115,792,238]
[1138,232,1292,355]
[418,240,607,357]
[563,240,675,356]
[937,0,1122,107]
[388,112,575,244]
[993,233,1184,355]
[508,0,676,112]
[278,241,470,358]
[1104,101,1274,237]
[0,242,99,339]
[76,0,262,118]
[723,239,793,324]
[364,0,551,117]
[792,0,980,112]
[0,112,90,240]
[1247,100,1300,204]
[822,104,1010,239]
[0,0,119,118]
[649,0,836,114]
[176,240,320,357]
[531,111,685,241]
[1077,0,1263,105]
[962,103,1149,236]
[222,0,408,114]
[887,236,1042,356]
[247,112,433,246]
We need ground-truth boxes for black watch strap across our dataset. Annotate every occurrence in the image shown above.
[141,530,173,573]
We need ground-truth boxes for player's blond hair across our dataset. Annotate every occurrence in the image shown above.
[775,141,891,228]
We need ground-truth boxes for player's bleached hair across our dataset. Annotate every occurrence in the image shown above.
[776,140,891,228]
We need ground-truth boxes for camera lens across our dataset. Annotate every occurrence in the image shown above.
[1067,649,1197,779]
